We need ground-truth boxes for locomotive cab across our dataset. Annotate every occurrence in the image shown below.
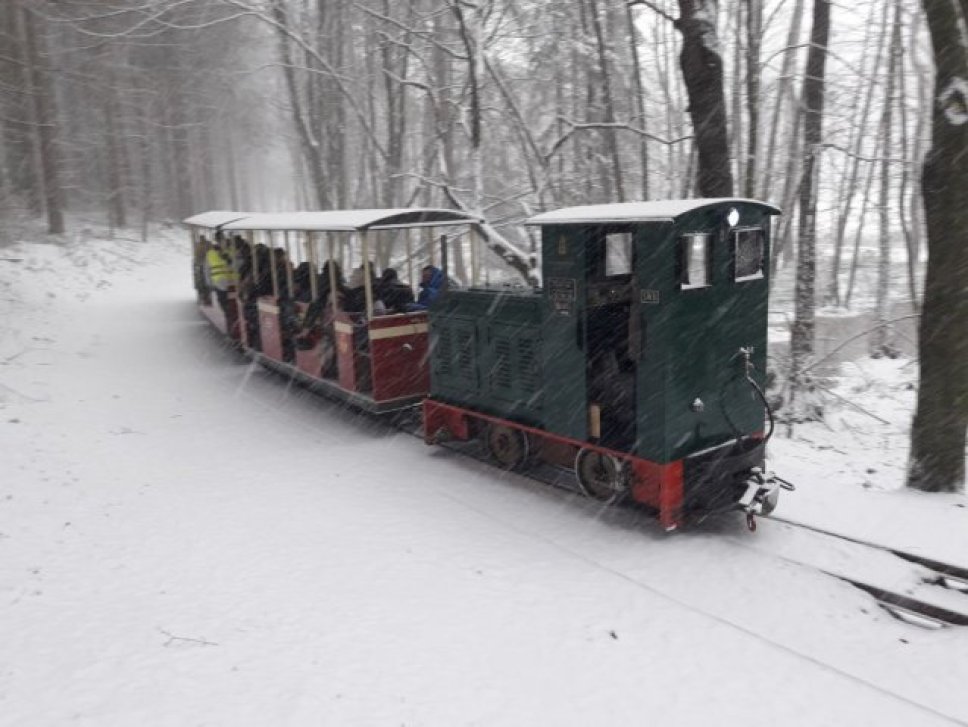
[425,198,784,529]
[534,199,781,519]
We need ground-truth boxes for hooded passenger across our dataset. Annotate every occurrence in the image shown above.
[407,265,444,310]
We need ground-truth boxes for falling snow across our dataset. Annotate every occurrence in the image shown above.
[0,226,966,725]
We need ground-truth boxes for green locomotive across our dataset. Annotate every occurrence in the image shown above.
[423,198,789,530]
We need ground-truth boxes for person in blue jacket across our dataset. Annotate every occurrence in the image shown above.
[407,265,444,310]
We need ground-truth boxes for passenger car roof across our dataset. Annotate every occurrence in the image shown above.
[525,198,781,225]
[182,210,250,228]
[218,208,482,232]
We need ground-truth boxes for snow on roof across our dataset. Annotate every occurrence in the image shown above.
[525,198,781,225]
[182,210,250,228]
[219,208,482,232]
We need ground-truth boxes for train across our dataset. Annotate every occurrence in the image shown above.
[185,198,792,531]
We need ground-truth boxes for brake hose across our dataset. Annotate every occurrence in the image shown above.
[719,347,776,445]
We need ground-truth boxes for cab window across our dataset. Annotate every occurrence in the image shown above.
[734,228,765,281]
[679,233,711,289]
[604,232,632,278]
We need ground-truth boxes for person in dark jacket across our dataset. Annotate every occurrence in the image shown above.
[407,265,444,310]
[377,268,415,314]
[254,244,272,297]
[272,247,291,300]
[292,261,313,303]
[343,263,385,314]
[343,266,367,313]
[298,260,345,336]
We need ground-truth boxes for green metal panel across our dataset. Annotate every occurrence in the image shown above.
[429,289,545,425]
[539,226,588,440]
[633,222,673,460]
[485,321,543,407]
[431,314,480,393]
[429,199,777,464]
[634,202,773,463]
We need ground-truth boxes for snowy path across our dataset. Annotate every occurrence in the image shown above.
[1,234,967,726]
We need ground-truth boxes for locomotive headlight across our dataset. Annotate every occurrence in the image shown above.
[726,207,740,228]
[690,397,705,413]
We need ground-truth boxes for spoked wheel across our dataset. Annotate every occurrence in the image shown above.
[486,424,530,470]
[319,332,337,378]
[575,448,629,501]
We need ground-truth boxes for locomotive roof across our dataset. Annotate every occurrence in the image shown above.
[525,198,781,225]
[217,208,483,232]
[182,210,251,228]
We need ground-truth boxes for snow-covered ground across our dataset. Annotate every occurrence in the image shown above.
[1,226,966,726]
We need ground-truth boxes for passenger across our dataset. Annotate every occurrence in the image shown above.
[272,247,291,300]
[194,234,209,301]
[293,262,313,303]
[297,261,345,336]
[233,240,252,287]
[377,268,415,314]
[343,264,386,314]
[204,236,238,315]
[254,244,272,297]
[343,266,367,313]
[406,265,444,311]
[317,260,346,309]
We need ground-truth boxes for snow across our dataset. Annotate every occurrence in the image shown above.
[182,211,251,229]
[215,208,483,232]
[1,225,967,725]
[525,198,781,225]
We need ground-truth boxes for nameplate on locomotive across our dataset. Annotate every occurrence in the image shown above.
[640,289,660,304]
[548,277,577,315]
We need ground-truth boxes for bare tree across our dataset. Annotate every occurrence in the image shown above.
[743,0,762,199]
[871,0,903,356]
[789,0,830,401]
[21,3,64,233]
[908,0,968,493]
[675,0,733,197]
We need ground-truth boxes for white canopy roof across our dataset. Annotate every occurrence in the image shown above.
[182,210,250,228]
[525,198,781,225]
[218,208,482,232]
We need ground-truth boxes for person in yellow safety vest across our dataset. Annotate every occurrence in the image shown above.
[205,241,238,291]
[203,237,238,315]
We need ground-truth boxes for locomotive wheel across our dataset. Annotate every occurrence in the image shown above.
[486,424,529,470]
[575,449,628,501]
[319,332,337,378]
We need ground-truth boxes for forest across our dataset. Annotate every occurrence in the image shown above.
[0,0,966,492]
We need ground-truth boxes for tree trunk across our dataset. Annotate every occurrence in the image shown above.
[675,0,733,197]
[2,0,42,216]
[449,0,483,212]
[588,0,625,201]
[625,2,650,199]
[730,4,744,193]
[871,1,902,356]
[21,5,65,234]
[759,0,804,201]
[103,45,127,231]
[789,0,830,394]
[744,0,761,199]
[826,1,887,307]
[908,0,968,493]
[271,0,327,209]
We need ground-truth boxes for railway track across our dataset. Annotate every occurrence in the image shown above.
[246,357,968,633]
[388,402,968,630]
[228,361,968,723]
[762,515,968,629]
